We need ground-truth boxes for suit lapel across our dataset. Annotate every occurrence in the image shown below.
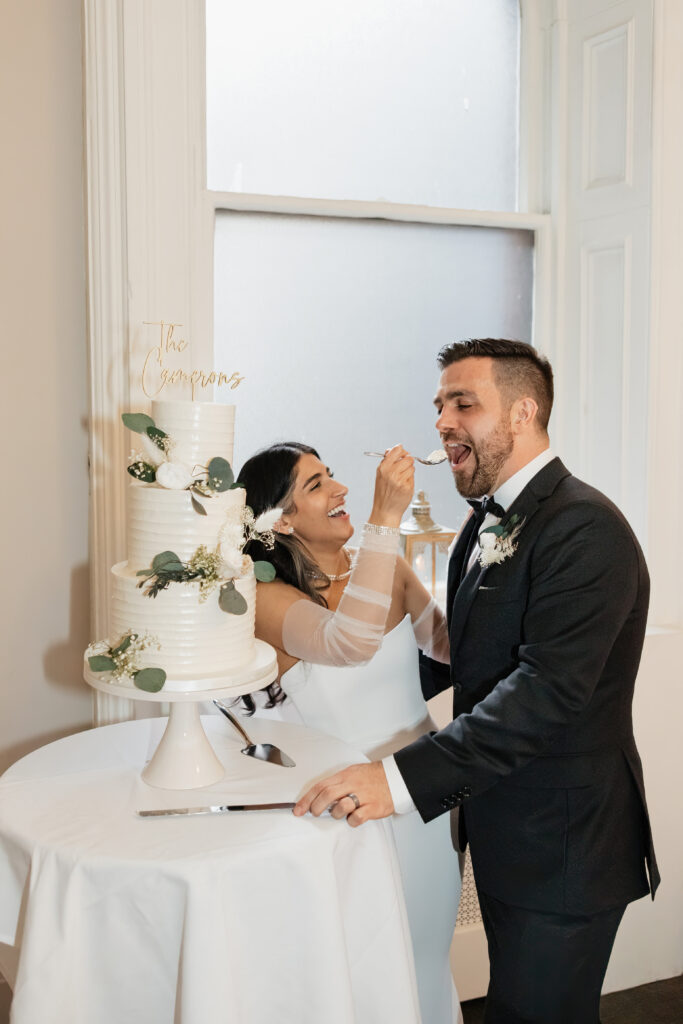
[447,458,571,656]
[446,511,478,631]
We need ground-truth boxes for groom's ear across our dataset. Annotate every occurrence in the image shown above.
[511,396,539,433]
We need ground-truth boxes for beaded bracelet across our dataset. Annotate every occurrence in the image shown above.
[363,522,400,536]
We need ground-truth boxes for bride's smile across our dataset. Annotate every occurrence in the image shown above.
[279,453,353,555]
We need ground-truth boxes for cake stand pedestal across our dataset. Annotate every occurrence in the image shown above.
[84,640,278,790]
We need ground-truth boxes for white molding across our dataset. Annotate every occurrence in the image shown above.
[83,0,135,724]
[519,1,551,214]
[647,0,683,627]
[547,1,571,451]
[208,190,549,232]
[83,0,211,724]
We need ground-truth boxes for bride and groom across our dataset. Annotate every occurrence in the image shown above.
[239,338,659,1024]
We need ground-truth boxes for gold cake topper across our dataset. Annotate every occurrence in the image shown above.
[141,321,245,400]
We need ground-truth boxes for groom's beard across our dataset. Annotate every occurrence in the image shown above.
[449,420,514,498]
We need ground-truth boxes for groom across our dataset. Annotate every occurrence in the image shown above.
[295,339,659,1023]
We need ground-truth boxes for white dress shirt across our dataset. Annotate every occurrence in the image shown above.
[383,447,556,814]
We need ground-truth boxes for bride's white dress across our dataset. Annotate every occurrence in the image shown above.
[272,613,461,1024]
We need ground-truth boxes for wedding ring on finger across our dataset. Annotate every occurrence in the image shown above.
[326,793,360,815]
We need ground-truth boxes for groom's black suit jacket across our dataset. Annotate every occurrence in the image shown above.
[394,457,659,916]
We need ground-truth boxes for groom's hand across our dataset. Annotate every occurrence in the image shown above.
[293,761,394,827]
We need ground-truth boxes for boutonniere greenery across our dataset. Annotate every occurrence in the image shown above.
[478,513,525,567]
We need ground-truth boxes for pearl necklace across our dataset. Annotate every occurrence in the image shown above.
[307,547,353,582]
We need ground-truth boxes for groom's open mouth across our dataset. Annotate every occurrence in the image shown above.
[445,442,473,469]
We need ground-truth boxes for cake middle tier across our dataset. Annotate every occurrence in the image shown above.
[111,562,256,679]
[127,481,246,567]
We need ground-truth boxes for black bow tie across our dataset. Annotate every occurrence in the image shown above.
[467,496,506,520]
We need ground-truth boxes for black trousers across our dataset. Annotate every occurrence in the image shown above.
[478,890,626,1024]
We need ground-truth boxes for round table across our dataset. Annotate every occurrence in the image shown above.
[0,716,421,1024]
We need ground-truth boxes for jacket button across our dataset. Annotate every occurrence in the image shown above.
[462,786,472,798]
[453,683,462,694]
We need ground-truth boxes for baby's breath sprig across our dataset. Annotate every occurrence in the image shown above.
[187,544,223,601]
[135,548,250,614]
[86,630,166,692]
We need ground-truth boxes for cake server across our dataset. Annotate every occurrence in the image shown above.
[137,802,296,818]
[212,699,296,767]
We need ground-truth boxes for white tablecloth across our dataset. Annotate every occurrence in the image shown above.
[0,716,421,1024]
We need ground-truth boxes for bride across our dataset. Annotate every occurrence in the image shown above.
[238,441,461,1024]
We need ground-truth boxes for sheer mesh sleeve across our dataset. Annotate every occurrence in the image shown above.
[411,595,450,664]
[281,526,400,666]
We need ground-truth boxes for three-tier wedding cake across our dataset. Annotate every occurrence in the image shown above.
[85,400,275,694]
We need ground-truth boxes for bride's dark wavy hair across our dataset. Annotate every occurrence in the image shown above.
[236,442,332,712]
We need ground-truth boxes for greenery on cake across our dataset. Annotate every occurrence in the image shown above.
[123,411,244,513]
[86,630,167,692]
[135,506,279,614]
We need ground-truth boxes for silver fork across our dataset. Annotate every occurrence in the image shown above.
[363,449,448,466]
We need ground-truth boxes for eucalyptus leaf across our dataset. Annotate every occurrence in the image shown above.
[482,524,505,537]
[127,461,156,483]
[136,568,154,577]
[146,425,168,451]
[229,482,246,490]
[152,550,184,573]
[207,456,234,492]
[122,412,155,434]
[253,560,276,583]
[133,667,167,692]
[219,581,248,615]
[190,493,207,516]
[88,655,116,672]
[110,633,133,657]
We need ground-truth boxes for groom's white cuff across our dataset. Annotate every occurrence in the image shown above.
[382,755,416,814]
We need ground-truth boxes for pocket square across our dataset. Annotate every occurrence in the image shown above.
[479,585,499,591]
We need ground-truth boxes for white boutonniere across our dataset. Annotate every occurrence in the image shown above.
[478,514,525,567]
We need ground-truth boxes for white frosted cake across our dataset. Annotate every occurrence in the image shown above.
[86,400,272,694]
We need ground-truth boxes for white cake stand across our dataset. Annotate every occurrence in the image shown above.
[84,640,278,790]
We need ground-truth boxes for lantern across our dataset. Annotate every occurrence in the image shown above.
[399,491,457,605]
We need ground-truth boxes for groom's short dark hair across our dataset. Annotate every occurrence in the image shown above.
[437,338,554,432]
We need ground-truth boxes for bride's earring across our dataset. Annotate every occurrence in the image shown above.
[273,519,294,536]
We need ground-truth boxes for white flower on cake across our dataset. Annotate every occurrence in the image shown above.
[156,461,194,490]
[218,507,248,577]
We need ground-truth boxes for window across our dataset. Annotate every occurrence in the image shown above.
[206,1,532,530]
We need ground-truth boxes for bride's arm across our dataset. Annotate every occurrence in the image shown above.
[256,449,413,667]
[398,558,450,664]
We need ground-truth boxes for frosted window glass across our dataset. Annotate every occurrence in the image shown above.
[206,0,519,210]
[214,212,533,532]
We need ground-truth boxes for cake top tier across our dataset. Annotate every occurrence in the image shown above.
[152,400,235,470]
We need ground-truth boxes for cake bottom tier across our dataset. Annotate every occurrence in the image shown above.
[110,561,256,692]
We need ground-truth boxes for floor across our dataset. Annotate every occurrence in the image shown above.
[461,974,683,1023]
[1,974,681,1022]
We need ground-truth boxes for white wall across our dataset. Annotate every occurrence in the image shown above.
[0,0,92,774]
